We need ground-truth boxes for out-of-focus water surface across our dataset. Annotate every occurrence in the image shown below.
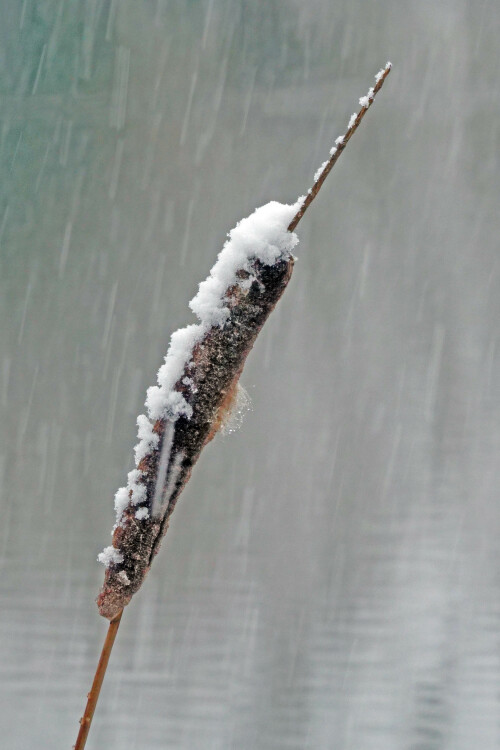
[1,2,500,748]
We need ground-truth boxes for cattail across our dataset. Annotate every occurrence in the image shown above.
[75,62,391,749]
[97,199,301,619]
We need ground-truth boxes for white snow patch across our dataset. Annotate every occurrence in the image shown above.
[359,87,375,109]
[98,546,124,566]
[112,468,147,530]
[146,324,203,421]
[189,200,301,327]
[114,486,130,519]
[329,146,337,157]
[126,469,146,505]
[314,160,329,183]
[182,376,197,393]
[375,61,392,83]
[348,112,357,129]
[118,570,131,585]
[335,135,344,146]
[134,414,159,464]
[135,506,149,520]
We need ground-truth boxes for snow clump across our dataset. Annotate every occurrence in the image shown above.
[98,546,124,566]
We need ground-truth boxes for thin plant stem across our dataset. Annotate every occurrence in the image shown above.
[74,610,123,750]
[288,63,391,233]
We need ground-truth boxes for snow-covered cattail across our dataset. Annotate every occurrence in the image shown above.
[75,60,391,750]
[97,200,302,619]
[96,62,392,622]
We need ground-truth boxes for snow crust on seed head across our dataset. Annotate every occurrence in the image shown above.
[98,546,124,566]
[113,486,130,519]
[99,199,301,566]
[134,414,160,463]
[146,324,202,422]
[189,200,301,327]
[145,199,301,424]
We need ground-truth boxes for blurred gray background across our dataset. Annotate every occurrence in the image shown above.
[1,1,499,748]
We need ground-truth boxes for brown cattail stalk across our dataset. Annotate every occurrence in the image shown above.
[74,611,122,750]
[74,62,391,749]
[288,61,392,232]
